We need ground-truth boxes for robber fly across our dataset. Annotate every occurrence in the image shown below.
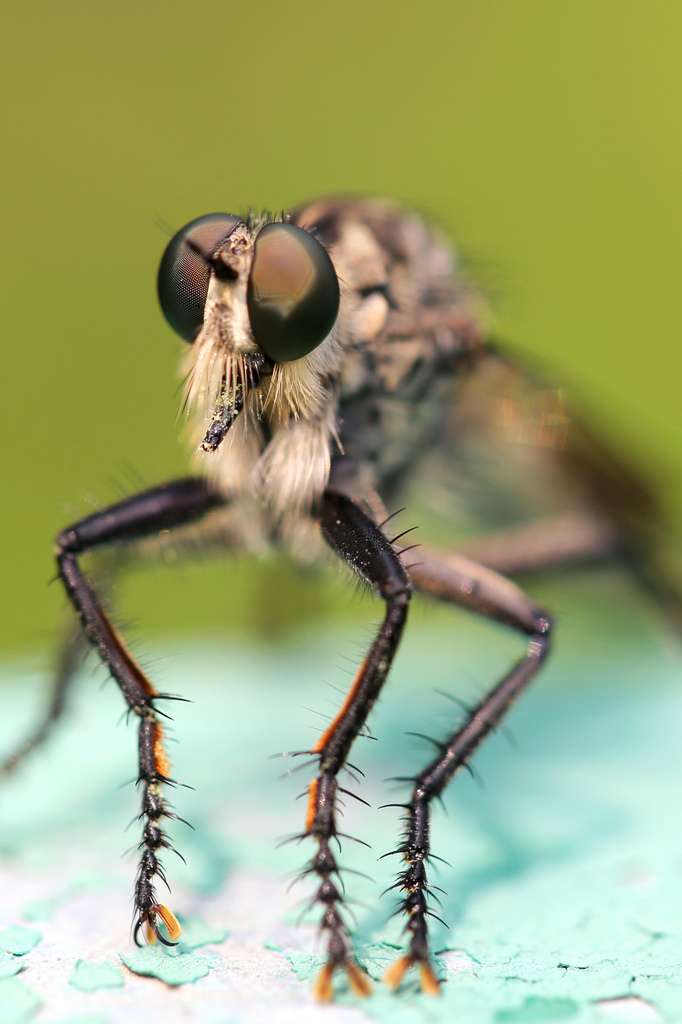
[4,198,680,1000]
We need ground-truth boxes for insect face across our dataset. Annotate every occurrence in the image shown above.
[158,214,340,457]
[156,212,344,528]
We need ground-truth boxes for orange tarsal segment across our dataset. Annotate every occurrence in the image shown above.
[420,961,441,996]
[312,656,369,753]
[385,955,441,995]
[312,961,372,1001]
[305,778,318,832]
[384,954,411,990]
[152,721,172,778]
[312,963,335,1002]
[346,962,372,997]
[143,904,182,944]
[156,904,182,942]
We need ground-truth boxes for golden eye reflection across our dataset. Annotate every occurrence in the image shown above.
[250,226,316,317]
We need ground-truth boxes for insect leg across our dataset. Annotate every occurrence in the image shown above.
[302,490,411,1000]
[55,477,224,944]
[384,546,552,994]
[459,517,682,637]
[1,626,87,777]
[458,510,621,576]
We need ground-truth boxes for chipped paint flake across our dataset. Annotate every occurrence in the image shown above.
[0,953,22,980]
[69,959,124,992]
[0,927,41,956]
[119,949,212,987]
[0,978,41,1024]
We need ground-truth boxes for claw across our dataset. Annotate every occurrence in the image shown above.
[312,959,372,1001]
[419,960,441,996]
[141,903,182,945]
[156,903,182,941]
[384,954,410,990]
[347,960,373,997]
[312,962,336,1002]
[384,953,441,995]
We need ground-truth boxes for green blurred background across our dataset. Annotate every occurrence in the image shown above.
[2,0,681,656]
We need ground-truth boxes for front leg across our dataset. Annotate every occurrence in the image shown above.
[299,491,412,1000]
[55,477,224,943]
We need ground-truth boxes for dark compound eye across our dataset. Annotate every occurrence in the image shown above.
[158,213,242,342]
[247,223,340,362]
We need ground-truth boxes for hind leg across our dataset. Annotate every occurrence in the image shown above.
[385,547,552,993]
[1,626,86,778]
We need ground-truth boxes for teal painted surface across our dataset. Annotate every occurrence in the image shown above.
[118,950,212,987]
[0,978,41,1024]
[0,926,42,957]
[0,614,680,1021]
[0,953,23,980]
[69,961,124,993]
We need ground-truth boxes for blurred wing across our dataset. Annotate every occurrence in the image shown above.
[422,344,667,556]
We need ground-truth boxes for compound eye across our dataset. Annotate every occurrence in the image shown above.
[158,213,242,342]
[247,223,339,362]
